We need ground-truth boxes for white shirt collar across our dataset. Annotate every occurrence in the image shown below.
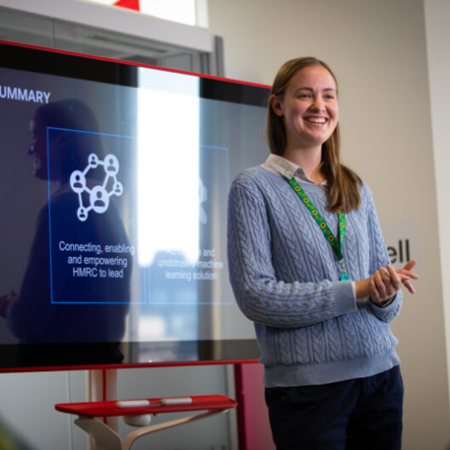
[263,154,319,184]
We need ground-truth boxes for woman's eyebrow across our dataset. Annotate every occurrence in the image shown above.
[294,87,337,93]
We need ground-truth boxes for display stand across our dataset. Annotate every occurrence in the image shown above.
[56,394,237,450]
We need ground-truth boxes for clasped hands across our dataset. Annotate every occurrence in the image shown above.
[355,260,418,305]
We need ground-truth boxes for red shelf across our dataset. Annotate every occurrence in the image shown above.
[55,395,237,417]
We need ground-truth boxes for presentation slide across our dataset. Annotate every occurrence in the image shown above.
[0,56,269,366]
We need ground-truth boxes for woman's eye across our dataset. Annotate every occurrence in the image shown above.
[298,94,311,99]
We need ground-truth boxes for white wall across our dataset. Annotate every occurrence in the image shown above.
[424,0,450,427]
[0,371,88,450]
[208,0,450,448]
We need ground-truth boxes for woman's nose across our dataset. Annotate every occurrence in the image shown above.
[311,97,325,111]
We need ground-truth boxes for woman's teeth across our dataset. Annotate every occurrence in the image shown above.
[306,117,326,123]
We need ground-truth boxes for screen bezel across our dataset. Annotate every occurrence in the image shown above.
[0,40,269,372]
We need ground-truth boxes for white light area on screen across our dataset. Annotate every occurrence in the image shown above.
[137,67,200,267]
[138,316,166,340]
[140,0,196,26]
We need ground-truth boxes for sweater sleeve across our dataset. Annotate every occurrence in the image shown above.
[363,183,402,323]
[227,180,357,329]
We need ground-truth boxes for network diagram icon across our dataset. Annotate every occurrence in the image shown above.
[70,153,123,222]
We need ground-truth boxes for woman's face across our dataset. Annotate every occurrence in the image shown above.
[271,65,339,151]
[28,114,64,182]
[28,115,48,180]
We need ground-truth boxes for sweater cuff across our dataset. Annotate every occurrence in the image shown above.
[369,295,396,308]
[334,280,357,315]
[368,292,399,315]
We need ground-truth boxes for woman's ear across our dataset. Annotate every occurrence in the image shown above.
[270,94,284,117]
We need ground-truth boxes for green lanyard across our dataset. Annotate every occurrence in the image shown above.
[288,177,350,281]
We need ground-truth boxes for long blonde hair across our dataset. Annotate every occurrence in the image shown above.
[267,57,362,213]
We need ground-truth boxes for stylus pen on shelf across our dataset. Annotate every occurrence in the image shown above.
[115,400,151,408]
[115,397,193,408]
[160,397,193,406]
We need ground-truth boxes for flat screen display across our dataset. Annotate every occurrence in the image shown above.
[0,41,270,371]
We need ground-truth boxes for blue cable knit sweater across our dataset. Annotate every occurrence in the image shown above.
[227,165,402,387]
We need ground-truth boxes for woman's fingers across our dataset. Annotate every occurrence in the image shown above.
[367,261,418,304]
[398,260,419,280]
[379,267,396,297]
[401,279,416,294]
[373,270,388,299]
[369,275,380,303]
[370,265,403,304]
[396,260,419,293]
[402,259,417,271]
[397,269,419,280]
[386,265,402,290]
[370,261,418,304]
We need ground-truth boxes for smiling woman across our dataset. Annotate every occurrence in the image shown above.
[227,57,419,450]
[270,65,339,162]
[267,57,360,214]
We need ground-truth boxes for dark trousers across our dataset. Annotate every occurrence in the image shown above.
[265,366,404,450]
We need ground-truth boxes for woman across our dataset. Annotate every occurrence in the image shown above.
[2,100,130,357]
[227,57,418,449]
